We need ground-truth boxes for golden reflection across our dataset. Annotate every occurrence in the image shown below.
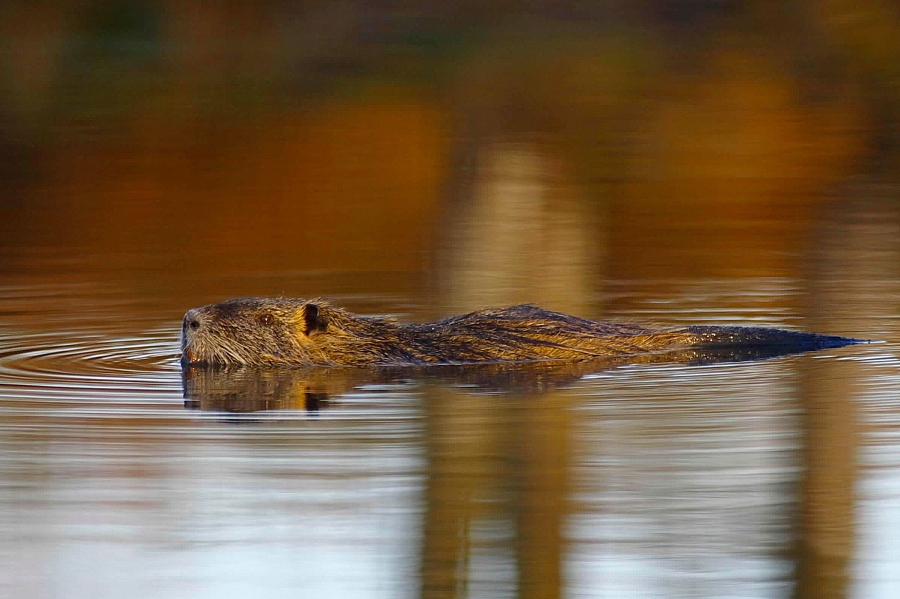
[796,180,900,598]
[418,383,572,599]
[419,386,512,598]
[513,388,570,599]
[796,358,861,599]
[11,96,446,286]
[441,142,596,315]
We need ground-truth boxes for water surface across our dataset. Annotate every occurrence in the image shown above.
[4,13,900,592]
[1,243,898,598]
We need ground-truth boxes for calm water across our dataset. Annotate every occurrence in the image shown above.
[1,235,899,598]
[4,7,900,594]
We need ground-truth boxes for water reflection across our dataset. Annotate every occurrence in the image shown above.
[569,361,805,598]
[3,4,900,591]
[0,279,897,597]
[181,344,848,415]
[798,181,900,599]
[440,142,596,315]
[174,344,893,598]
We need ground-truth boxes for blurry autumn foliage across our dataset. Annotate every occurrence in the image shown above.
[1,1,898,283]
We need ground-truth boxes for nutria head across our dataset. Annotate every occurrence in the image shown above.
[181,298,330,366]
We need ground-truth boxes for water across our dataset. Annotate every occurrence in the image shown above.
[1,246,899,598]
[4,7,900,595]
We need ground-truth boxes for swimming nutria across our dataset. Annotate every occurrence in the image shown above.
[180,298,862,367]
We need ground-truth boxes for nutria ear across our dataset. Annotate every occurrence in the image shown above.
[302,303,328,335]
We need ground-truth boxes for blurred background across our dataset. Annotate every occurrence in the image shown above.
[2,0,899,312]
[2,2,900,599]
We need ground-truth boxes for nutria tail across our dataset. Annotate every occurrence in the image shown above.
[683,326,865,351]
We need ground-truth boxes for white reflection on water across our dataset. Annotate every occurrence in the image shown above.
[1,439,423,599]
[568,360,801,599]
[854,368,900,599]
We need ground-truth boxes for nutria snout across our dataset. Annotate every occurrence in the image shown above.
[180,298,864,367]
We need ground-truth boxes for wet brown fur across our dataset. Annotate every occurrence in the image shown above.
[181,298,860,367]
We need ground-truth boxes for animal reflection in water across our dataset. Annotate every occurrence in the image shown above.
[182,344,840,414]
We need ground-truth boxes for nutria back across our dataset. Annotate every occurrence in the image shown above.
[180,298,862,367]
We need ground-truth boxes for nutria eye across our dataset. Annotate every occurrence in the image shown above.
[258,313,274,326]
[189,320,200,331]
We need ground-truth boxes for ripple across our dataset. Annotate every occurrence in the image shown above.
[0,322,423,426]
[0,325,183,400]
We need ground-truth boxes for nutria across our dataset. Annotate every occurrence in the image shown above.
[180,298,862,367]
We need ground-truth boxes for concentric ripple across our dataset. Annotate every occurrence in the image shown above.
[0,325,183,402]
